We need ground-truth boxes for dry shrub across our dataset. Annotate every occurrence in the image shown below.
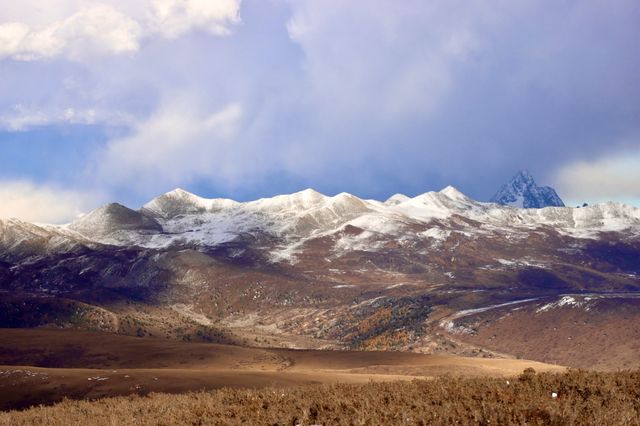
[1,370,640,425]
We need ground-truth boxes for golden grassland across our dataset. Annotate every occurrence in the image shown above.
[1,369,639,425]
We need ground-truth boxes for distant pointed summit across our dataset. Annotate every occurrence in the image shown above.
[490,170,565,208]
[439,185,469,201]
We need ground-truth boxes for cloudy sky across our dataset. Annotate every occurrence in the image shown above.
[1,0,639,222]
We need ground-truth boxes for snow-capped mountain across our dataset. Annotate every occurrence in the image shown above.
[490,170,565,208]
[52,185,639,255]
[2,185,639,263]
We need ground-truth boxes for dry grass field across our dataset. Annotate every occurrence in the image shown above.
[2,329,631,425]
[1,369,639,425]
[0,328,562,411]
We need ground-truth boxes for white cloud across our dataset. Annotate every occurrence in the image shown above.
[0,181,100,223]
[0,104,134,131]
[96,99,244,192]
[150,0,241,38]
[0,4,141,60]
[555,148,640,205]
[0,0,241,61]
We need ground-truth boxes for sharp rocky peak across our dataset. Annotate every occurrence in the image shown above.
[490,170,565,209]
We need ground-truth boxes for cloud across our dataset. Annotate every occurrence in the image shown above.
[0,104,134,131]
[0,0,241,61]
[285,0,483,121]
[0,4,141,60]
[150,0,241,38]
[555,148,640,205]
[0,181,100,223]
[95,99,244,193]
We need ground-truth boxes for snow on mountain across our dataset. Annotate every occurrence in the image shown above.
[247,188,328,212]
[392,186,482,220]
[0,218,54,253]
[142,188,239,218]
[67,188,378,250]
[439,185,471,202]
[245,189,374,237]
[384,194,411,206]
[490,170,565,208]
[110,188,640,246]
[5,184,637,258]
[478,201,640,238]
[0,218,87,257]
[69,203,162,240]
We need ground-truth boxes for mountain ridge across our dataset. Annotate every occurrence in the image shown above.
[58,185,640,251]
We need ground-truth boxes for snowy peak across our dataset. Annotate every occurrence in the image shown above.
[390,188,479,221]
[439,185,470,201]
[249,190,372,230]
[70,203,162,238]
[384,194,411,206]
[325,193,372,217]
[490,170,565,208]
[142,188,238,218]
[247,188,329,213]
[142,188,208,218]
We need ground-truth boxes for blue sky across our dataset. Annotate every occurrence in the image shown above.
[1,0,639,222]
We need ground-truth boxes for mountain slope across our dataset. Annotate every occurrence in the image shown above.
[69,203,162,241]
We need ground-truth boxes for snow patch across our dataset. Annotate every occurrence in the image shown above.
[419,227,451,241]
[536,296,587,313]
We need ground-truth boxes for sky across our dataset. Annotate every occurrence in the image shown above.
[0,0,639,223]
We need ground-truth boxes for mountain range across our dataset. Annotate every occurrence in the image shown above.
[1,173,639,370]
